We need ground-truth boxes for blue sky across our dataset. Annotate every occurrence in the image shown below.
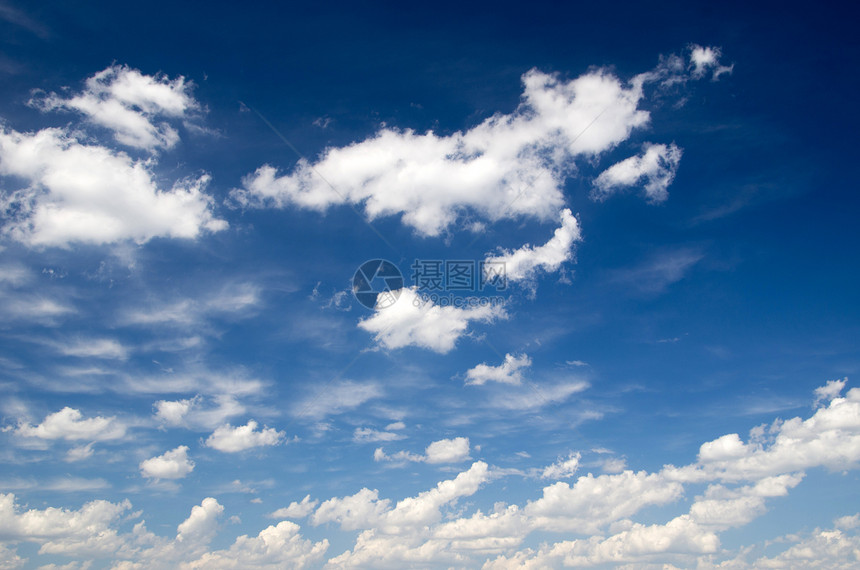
[1,1,859,568]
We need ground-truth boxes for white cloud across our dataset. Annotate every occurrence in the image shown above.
[233,49,725,237]
[0,492,131,557]
[690,45,733,80]
[231,66,654,236]
[465,353,531,385]
[592,142,683,203]
[176,497,223,544]
[541,452,581,479]
[664,385,860,483]
[357,287,506,353]
[268,495,319,519]
[835,514,860,530]
[0,493,328,568]
[485,209,581,283]
[153,395,246,430]
[749,519,860,568]
[32,65,198,151]
[312,461,489,534]
[182,520,329,569]
[815,377,847,407]
[139,445,194,479]
[524,470,684,534]
[205,421,284,453]
[374,437,471,465]
[0,127,226,247]
[14,407,126,441]
[425,437,471,464]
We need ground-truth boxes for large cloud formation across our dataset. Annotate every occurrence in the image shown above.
[232,45,729,236]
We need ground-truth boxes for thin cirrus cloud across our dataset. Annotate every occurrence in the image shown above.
[231,45,729,236]
[609,247,705,295]
[267,495,319,520]
[353,425,406,443]
[291,380,384,420]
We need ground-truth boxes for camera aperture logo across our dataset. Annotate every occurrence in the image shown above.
[352,259,404,309]
[353,258,508,310]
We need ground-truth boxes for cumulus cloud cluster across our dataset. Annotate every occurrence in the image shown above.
[2,381,858,568]
[0,66,225,247]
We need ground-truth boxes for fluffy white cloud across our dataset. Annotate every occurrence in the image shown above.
[525,470,684,534]
[231,66,654,236]
[204,421,284,453]
[268,495,318,520]
[0,127,226,247]
[465,353,531,385]
[181,520,329,569]
[484,209,581,283]
[0,494,328,568]
[314,462,489,533]
[139,445,194,479]
[0,492,131,557]
[665,383,860,483]
[176,497,223,545]
[426,437,472,464]
[32,65,198,151]
[592,142,683,203]
[541,452,581,479]
[234,48,725,236]
[14,407,126,441]
[374,437,471,465]
[357,287,506,353]
[750,520,860,568]
[484,515,720,568]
